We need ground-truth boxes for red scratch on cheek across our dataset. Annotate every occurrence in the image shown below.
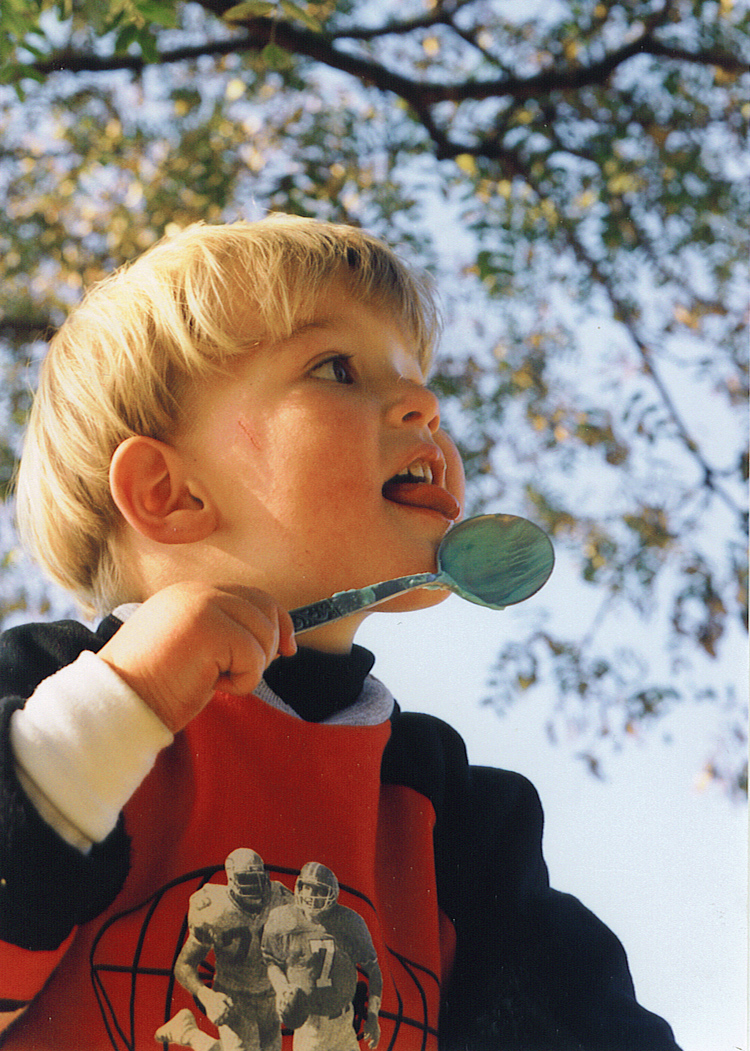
[237,417,261,451]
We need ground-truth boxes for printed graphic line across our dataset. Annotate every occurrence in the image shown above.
[378,1010,439,1038]
[387,945,441,988]
[92,964,174,977]
[390,952,430,1051]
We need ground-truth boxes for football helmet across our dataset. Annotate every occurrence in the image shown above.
[294,862,339,918]
[224,848,270,913]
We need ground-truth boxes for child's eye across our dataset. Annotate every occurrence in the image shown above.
[311,355,354,384]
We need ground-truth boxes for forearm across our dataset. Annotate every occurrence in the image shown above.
[265,962,289,997]
[9,649,173,851]
[1,649,172,955]
[363,960,383,1001]
[175,969,206,1002]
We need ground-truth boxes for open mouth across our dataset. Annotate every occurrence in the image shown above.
[382,458,461,520]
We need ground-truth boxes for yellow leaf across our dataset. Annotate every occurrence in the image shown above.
[608,172,641,195]
[226,78,246,101]
[455,154,477,175]
[422,35,440,57]
[674,304,700,330]
[541,198,558,225]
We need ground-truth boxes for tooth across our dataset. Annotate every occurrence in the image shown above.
[395,459,434,483]
[405,461,433,482]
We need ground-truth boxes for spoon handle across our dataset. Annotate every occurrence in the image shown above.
[290,572,439,634]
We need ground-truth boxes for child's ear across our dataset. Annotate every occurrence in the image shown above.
[109,436,219,545]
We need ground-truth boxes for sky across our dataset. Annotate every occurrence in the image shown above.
[357,590,748,1051]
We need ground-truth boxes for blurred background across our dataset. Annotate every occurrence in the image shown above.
[0,2,747,1047]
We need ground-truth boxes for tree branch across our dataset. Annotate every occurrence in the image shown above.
[642,39,750,75]
[28,11,747,112]
[30,35,245,75]
[0,316,54,340]
[559,229,748,527]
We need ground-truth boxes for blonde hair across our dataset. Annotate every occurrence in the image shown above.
[15,214,441,616]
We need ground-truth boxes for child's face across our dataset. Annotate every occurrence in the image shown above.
[170,281,465,632]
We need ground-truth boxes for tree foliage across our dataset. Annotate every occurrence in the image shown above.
[0,0,747,794]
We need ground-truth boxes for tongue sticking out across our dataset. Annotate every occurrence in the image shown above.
[383,481,461,520]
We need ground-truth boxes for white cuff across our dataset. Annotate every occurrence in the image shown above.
[10,649,173,846]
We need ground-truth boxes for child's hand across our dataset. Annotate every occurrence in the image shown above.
[97,582,297,733]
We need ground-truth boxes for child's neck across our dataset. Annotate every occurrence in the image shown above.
[262,644,375,721]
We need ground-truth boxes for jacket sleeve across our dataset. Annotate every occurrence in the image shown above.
[0,620,131,1034]
[437,764,682,1051]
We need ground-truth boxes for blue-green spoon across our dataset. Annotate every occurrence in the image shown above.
[290,514,555,635]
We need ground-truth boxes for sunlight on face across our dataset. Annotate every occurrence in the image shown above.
[171,284,465,648]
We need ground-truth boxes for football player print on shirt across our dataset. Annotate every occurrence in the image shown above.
[155,848,292,1051]
[155,854,382,1051]
[262,863,383,1051]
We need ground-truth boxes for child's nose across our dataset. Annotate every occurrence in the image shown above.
[387,380,440,433]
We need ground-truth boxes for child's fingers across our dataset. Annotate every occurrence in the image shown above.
[214,586,296,660]
[98,582,297,732]
[210,589,296,693]
[234,587,297,655]
[277,606,298,657]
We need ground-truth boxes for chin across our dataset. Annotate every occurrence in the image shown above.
[373,586,452,616]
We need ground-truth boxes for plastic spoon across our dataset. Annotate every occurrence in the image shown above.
[290,513,555,634]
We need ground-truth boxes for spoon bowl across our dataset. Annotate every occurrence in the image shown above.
[436,513,555,608]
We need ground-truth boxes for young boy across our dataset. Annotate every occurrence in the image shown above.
[0,216,681,1050]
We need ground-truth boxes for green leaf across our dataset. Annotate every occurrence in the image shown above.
[133,0,180,28]
[114,23,140,53]
[223,0,276,22]
[279,0,321,32]
[261,40,287,65]
[133,26,160,62]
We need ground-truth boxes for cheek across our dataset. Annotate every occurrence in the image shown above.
[288,406,374,487]
[236,415,262,452]
[211,421,267,496]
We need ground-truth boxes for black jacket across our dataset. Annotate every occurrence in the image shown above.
[0,618,681,1050]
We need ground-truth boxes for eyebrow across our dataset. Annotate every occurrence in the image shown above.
[285,317,337,340]
[248,316,337,358]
